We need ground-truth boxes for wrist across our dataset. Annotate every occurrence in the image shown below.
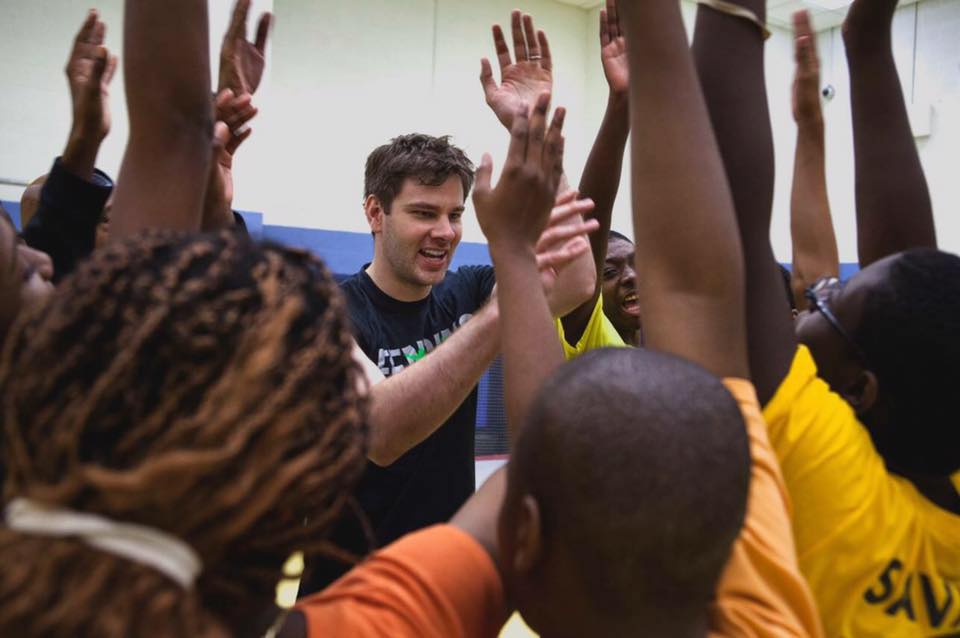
[796,118,825,141]
[489,238,538,263]
[607,90,629,111]
[61,131,101,181]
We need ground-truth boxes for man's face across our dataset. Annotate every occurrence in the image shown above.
[601,238,641,342]
[376,176,465,290]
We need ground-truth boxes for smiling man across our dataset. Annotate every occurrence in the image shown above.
[299,131,597,595]
[302,134,491,593]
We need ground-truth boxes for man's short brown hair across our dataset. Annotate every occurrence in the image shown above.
[364,134,475,213]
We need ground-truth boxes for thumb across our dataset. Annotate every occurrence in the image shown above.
[212,122,231,153]
[480,58,497,100]
[473,153,494,202]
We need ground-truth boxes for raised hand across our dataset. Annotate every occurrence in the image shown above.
[600,0,628,95]
[535,192,599,313]
[65,10,118,146]
[203,89,258,230]
[473,92,566,250]
[480,11,553,131]
[219,0,272,95]
[792,11,822,125]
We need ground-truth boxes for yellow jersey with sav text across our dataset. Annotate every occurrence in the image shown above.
[555,296,628,360]
[763,346,960,637]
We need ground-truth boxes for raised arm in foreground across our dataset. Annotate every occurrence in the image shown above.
[845,0,935,267]
[691,0,792,401]
[621,0,747,379]
[110,0,213,238]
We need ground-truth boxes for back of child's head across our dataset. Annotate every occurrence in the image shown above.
[510,348,750,621]
[857,248,960,475]
[0,231,368,637]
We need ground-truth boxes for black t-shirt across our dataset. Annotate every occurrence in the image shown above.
[300,264,495,594]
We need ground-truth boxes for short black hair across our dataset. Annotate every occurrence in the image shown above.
[364,134,474,214]
[856,249,960,475]
[608,229,633,245]
[513,348,751,615]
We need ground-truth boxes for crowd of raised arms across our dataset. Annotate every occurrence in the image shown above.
[0,0,957,636]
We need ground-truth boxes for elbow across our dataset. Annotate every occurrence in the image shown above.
[366,431,402,468]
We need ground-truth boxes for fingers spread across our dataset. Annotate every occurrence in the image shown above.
[600,9,610,47]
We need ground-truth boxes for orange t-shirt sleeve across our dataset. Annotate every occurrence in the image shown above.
[296,525,506,638]
[709,379,824,638]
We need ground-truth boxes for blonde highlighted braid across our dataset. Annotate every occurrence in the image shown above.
[0,231,368,637]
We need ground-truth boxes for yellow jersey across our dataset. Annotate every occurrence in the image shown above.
[555,296,628,360]
[763,346,960,637]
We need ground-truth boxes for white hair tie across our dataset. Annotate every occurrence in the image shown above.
[4,498,202,589]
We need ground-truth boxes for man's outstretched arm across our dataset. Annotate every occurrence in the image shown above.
[111,0,213,238]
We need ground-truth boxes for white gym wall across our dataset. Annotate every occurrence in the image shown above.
[1,0,959,261]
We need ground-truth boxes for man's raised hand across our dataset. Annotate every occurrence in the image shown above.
[480,11,553,131]
[66,9,117,146]
[473,92,566,251]
[219,0,272,96]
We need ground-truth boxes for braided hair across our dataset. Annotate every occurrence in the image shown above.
[0,230,368,637]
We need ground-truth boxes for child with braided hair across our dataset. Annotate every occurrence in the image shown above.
[0,1,370,635]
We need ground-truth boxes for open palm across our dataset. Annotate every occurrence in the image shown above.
[600,0,628,95]
[481,11,554,130]
[219,0,272,95]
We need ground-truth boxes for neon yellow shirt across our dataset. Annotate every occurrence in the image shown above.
[763,346,960,637]
[555,296,628,360]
